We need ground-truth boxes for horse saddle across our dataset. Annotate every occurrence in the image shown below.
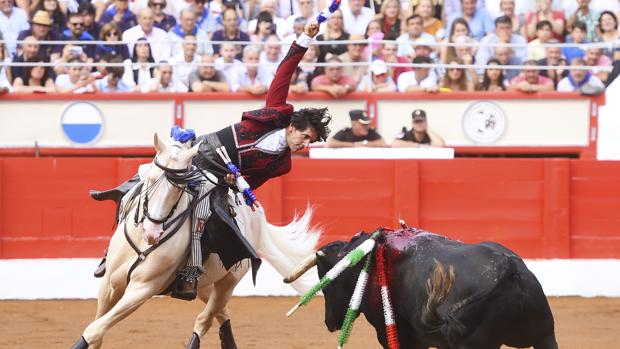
[201,185,262,284]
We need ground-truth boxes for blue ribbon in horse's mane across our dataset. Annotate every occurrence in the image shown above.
[170,125,196,143]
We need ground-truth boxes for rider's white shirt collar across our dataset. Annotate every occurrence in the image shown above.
[256,128,288,153]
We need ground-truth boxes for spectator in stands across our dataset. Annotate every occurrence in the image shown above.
[523,0,565,42]
[496,0,527,35]
[142,61,188,92]
[215,42,244,91]
[10,35,39,83]
[247,0,288,39]
[95,23,130,62]
[440,57,475,91]
[211,7,249,57]
[310,56,356,97]
[357,59,397,92]
[557,56,605,91]
[584,45,612,83]
[537,39,568,88]
[494,44,522,80]
[169,34,199,90]
[440,17,472,63]
[0,33,13,93]
[289,67,310,93]
[396,14,437,59]
[326,109,387,148]
[416,0,444,39]
[337,34,367,89]
[567,0,599,42]
[527,20,553,60]
[392,109,445,147]
[443,0,484,19]
[381,41,412,83]
[188,54,230,92]
[55,57,96,93]
[475,15,527,73]
[251,10,276,43]
[258,34,283,84]
[606,47,620,86]
[12,56,56,92]
[294,43,319,89]
[36,0,66,34]
[17,10,62,61]
[53,42,91,75]
[62,13,95,59]
[282,16,307,53]
[562,21,587,63]
[237,44,269,95]
[98,0,137,32]
[316,9,349,62]
[149,0,176,32]
[285,0,314,36]
[446,0,494,40]
[123,8,171,62]
[478,58,508,91]
[596,11,619,58]
[342,0,374,35]
[397,55,439,92]
[0,0,29,56]
[453,35,480,84]
[169,8,213,57]
[375,0,403,39]
[122,38,155,91]
[364,19,384,58]
[79,2,102,40]
[95,59,133,92]
[509,59,555,92]
[414,36,444,79]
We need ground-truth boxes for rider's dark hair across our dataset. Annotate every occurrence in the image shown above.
[291,107,332,142]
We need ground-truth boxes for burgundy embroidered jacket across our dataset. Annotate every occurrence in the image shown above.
[215,42,308,190]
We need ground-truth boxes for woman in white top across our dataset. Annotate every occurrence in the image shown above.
[0,38,12,93]
[123,37,155,91]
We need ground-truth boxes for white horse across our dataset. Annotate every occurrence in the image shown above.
[69,134,320,349]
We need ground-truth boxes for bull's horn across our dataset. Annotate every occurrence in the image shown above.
[283,253,318,284]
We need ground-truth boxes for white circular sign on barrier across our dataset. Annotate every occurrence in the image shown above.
[61,102,104,145]
[462,101,507,144]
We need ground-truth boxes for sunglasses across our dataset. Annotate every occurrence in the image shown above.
[150,2,165,7]
[70,22,84,26]
[106,31,120,36]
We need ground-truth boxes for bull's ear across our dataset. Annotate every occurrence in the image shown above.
[154,133,167,153]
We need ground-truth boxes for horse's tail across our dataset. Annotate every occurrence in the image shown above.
[256,206,321,294]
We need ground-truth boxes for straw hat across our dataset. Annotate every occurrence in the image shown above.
[31,10,53,26]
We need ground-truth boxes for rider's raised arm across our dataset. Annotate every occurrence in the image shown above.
[265,22,319,108]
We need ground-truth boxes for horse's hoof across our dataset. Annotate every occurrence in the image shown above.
[186,332,200,349]
[69,336,89,349]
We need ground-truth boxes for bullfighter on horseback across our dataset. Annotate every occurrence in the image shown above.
[89,20,330,300]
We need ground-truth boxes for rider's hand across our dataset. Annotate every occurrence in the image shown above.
[224,173,235,185]
[304,20,320,38]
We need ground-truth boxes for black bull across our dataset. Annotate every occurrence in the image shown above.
[313,229,557,349]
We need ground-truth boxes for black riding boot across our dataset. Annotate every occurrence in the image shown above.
[89,174,140,205]
[93,248,108,278]
[219,319,238,349]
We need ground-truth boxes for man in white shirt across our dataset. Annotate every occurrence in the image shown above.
[169,8,213,57]
[237,44,269,95]
[0,0,30,56]
[341,0,374,35]
[123,8,171,62]
[259,34,284,86]
[397,56,439,92]
[215,42,245,92]
[396,14,437,58]
[284,0,315,36]
[142,61,188,92]
[557,57,605,92]
[169,34,200,90]
[475,15,527,73]
[55,57,96,93]
[247,0,289,38]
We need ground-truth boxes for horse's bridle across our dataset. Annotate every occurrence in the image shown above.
[141,151,199,226]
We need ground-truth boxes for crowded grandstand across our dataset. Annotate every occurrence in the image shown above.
[0,0,619,94]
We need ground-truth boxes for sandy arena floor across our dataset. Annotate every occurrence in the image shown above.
[0,296,619,348]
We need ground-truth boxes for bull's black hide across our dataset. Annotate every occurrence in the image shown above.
[317,228,558,349]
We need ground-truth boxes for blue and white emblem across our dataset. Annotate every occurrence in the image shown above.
[61,102,104,145]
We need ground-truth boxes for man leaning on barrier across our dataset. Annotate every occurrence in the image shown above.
[89,20,332,300]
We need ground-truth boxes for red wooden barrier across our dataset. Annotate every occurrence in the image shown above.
[0,157,619,259]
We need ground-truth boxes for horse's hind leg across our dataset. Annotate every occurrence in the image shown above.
[186,272,240,349]
[79,282,158,348]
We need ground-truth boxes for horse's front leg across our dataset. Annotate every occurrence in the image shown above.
[186,271,241,349]
[69,281,159,349]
